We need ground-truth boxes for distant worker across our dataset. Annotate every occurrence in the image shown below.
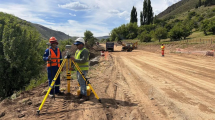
[43,37,64,97]
[161,43,165,57]
[71,37,90,102]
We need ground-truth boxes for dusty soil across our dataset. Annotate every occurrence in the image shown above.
[1,44,215,120]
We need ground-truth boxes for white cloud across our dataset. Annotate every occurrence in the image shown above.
[44,20,110,37]
[69,13,76,16]
[108,10,120,14]
[118,11,130,18]
[0,4,55,25]
[0,0,181,37]
[58,2,90,11]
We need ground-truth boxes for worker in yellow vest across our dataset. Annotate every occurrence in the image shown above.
[161,43,165,57]
[71,38,90,102]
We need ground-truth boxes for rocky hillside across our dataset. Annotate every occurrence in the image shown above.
[96,36,110,40]
[157,0,198,19]
[31,23,74,40]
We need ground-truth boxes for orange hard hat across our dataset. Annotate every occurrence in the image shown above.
[49,37,57,42]
[49,37,58,45]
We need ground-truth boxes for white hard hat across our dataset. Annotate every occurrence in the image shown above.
[74,37,85,45]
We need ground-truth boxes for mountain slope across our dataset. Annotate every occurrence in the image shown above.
[0,12,73,40]
[31,23,74,40]
[157,0,199,19]
[96,36,110,40]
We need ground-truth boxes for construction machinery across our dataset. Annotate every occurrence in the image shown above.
[106,42,114,51]
[117,41,138,52]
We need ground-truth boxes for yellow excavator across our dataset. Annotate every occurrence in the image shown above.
[117,41,138,52]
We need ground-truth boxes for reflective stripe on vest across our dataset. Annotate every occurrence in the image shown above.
[47,48,60,67]
[75,48,89,71]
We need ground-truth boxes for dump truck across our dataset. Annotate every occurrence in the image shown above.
[106,42,114,51]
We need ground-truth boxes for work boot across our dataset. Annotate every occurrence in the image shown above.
[49,94,54,98]
[79,95,89,103]
[75,94,82,99]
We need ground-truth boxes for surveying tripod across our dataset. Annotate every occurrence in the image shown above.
[37,47,101,115]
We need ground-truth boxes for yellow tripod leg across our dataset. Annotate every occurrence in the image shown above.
[71,60,101,103]
[67,59,71,93]
[37,59,67,115]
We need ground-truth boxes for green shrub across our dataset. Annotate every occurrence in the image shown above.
[139,31,151,42]
[0,12,45,98]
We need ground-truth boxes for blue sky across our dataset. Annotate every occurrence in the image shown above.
[0,0,180,37]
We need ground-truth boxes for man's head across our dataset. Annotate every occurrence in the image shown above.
[49,37,58,48]
[74,38,85,50]
[162,43,164,46]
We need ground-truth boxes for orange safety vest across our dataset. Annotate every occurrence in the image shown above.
[161,46,165,50]
[47,48,60,67]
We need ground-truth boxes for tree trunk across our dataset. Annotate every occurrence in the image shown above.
[204,31,207,35]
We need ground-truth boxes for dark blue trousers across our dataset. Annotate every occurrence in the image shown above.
[47,66,60,94]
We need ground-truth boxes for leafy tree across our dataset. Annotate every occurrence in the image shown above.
[140,12,143,25]
[126,22,138,39]
[139,31,151,42]
[140,0,153,25]
[110,30,119,41]
[181,25,191,39]
[153,27,167,42]
[130,6,137,24]
[59,38,74,51]
[84,30,96,46]
[106,38,110,42]
[147,0,154,25]
[84,30,93,43]
[208,20,215,34]
[201,19,209,35]
[169,24,183,41]
[143,0,148,25]
[0,12,45,98]
[188,12,196,19]
[115,37,119,42]
[165,23,173,32]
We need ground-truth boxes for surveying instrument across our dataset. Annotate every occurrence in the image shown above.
[37,45,101,115]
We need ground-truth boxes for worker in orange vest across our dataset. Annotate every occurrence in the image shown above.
[43,37,64,97]
[161,43,165,57]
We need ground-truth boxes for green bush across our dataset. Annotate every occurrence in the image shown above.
[59,39,74,51]
[139,31,151,42]
[153,27,168,42]
[169,24,183,41]
[0,12,45,98]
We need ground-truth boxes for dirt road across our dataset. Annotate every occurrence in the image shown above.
[1,44,215,120]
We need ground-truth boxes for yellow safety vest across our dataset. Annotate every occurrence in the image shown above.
[161,46,165,50]
[75,48,89,71]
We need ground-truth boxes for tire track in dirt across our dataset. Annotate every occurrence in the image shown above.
[133,55,215,97]
[112,50,215,120]
[110,53,165,120]
[99,54,149,120]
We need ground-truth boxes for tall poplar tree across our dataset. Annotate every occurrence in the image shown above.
[130,6,138,24]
